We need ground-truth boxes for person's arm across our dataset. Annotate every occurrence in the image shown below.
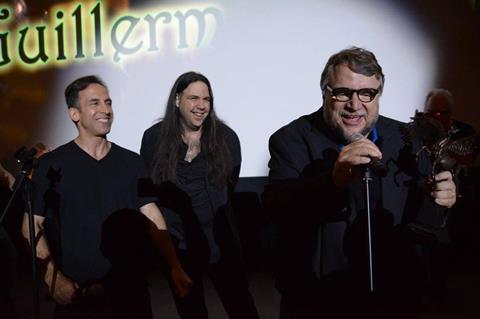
[405,134,457,243]
[0,163,15,190]
[140,202,192,298]
[21,213,80,304]
[264,128,349,224]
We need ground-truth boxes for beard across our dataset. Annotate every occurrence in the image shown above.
[322,106,378,143]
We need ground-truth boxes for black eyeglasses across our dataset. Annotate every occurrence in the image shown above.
[325,85,380,103]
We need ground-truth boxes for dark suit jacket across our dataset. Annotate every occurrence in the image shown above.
[265,108,444,303]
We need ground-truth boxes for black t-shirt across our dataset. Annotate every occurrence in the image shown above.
[177,149,220,263]
[32,141,153,286]
[177,151,212,226]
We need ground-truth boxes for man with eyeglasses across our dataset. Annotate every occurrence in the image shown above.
[264,47,456,318]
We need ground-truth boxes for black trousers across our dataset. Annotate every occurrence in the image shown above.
[170,250,259,319]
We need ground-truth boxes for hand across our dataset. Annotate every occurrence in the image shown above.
[332,138,382,188]
[170,265,192,298]
[429,171,456,208]
[48,272,80,304]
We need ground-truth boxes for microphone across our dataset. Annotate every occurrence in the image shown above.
[348,132,389,177]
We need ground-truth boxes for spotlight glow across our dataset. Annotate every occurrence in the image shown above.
[41,0,435,177]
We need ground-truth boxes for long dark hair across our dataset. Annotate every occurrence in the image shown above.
[151,71,233,187]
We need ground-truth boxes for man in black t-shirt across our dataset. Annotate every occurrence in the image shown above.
[22,75,191,319]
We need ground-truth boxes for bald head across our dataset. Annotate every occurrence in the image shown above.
[425,88,454,114]
[424,88,454,130]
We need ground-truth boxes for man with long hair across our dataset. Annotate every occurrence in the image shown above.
[141,71,259,319]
